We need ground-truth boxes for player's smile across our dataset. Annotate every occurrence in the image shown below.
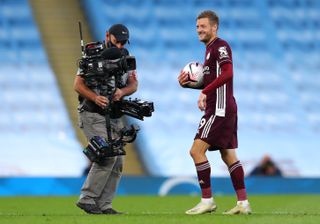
[198,31,211,43]
[199,32,207,38]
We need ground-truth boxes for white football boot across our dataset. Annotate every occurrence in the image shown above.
[185,198,217,215]
[223,201,252,215]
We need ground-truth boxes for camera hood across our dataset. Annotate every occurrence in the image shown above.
[101,47,123,60]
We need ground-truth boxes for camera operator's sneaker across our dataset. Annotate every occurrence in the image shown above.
[102,208,124,215]
[185,199,217,215]
[223,201,252,215]
[76,202,102,214]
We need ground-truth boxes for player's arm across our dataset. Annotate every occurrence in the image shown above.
[73,75,108,108]
[113,70,138,101]
[202,63,233,95]
[178,70,204,89]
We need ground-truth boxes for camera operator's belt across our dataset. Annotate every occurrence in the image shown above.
[81,100,106,116]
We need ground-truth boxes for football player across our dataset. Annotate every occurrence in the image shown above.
[178,10,252,215]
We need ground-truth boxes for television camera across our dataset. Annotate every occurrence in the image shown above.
[78,22,154,163]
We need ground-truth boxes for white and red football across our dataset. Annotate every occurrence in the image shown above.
[182,61,204,87]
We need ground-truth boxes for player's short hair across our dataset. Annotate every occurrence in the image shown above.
[197,10,219,28]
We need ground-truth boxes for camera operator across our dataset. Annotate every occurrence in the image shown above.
[74,24,138,215]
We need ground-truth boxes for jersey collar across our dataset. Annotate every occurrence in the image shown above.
[206,37,219,49]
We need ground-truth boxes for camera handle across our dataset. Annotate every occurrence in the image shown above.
[104,97,114,146]
[103,99,126,157]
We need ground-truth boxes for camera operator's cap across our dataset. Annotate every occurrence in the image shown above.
[108,24,129,42]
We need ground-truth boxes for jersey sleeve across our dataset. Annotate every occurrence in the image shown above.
[214,40,232,66]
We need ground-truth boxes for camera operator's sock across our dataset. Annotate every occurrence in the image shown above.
[228,161,247,201]
[195,161,212,198]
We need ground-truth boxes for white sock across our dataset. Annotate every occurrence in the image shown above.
[237,200,249,206]
[201,197,213,204]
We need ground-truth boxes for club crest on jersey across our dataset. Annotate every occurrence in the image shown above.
[218,46,229,59]
[206,52,210,60]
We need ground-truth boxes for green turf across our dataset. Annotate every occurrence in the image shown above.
[0,195,319,224]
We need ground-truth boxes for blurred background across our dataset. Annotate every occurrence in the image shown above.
[0,0,319,195]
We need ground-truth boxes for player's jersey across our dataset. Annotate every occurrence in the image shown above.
[203,37,237,117]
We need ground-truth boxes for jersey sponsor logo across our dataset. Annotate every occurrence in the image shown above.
[218,46,229,59]
[206,52,210,60]
[203,65,210,75]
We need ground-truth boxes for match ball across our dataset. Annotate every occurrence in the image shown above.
[182,62,204,87]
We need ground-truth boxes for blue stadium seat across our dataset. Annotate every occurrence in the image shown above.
[0,0,86,176]
[0,47,18,63]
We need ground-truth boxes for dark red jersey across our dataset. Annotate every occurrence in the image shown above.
[202,38,237,117]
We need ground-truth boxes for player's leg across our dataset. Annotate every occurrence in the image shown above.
[220,148,251,215]
[186,139,217,215]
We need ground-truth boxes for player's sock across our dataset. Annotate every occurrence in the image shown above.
[195,160,212,198]
[201,197,213,204]
[228,161,247,201]
[237,200,249,206]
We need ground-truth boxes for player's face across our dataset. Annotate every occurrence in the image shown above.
[196,18,217,44]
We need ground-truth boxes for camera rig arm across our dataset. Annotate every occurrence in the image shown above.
[110,98,154,121]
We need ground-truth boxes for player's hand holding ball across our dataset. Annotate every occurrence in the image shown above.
[178,70,191,87]
[178,62,204,88]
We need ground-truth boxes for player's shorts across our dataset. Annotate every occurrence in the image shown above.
[194,112,238,151]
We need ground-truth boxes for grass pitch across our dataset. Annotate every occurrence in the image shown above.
[0,195,319,224]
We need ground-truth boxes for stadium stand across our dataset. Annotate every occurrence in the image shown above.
[0,0,86,176]
[81,0,320,177]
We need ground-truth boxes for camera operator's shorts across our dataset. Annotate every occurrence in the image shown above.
[194,112,238,151]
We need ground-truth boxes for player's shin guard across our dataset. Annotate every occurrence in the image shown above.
[195,161,212,198]
[228,161,247,201]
